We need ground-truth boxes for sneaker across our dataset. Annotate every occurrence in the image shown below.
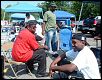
[48,51,54,54]
[52,54,59,58]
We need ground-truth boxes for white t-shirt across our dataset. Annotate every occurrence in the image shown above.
[35,24,45,45]
[25,15,35,22]
[35,24,43,38]
[72,46,101,79]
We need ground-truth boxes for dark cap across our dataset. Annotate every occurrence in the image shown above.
[72,33,86,41]
[27,20,37,26]
[49,3,57,7]
[72,33,89,45]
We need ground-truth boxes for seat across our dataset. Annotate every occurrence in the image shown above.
[1,41,35,79]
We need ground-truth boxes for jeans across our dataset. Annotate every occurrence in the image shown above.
[52,71,84,79]
[25,49,47,74]
[45,29,57,52]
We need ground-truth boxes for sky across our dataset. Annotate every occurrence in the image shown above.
[1,1,45,9]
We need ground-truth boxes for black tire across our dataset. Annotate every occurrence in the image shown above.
[90,31,95,37]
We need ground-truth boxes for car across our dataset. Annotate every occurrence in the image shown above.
[78,16,97,36]
[1,27,11,33]
[1,27,8,32]
[95,16,101,25]
[1,31,9,45]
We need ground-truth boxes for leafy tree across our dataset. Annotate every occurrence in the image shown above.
[1,8,4,20]
[71,1,82,20]
[71,1,100,20]
[2,1,100,21]
[1,4,12,20]
[38,1,100,20]
[38,1,72,15]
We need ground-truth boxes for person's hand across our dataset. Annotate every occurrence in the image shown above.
[49,63,56,77]
[44,45,49,50]
[49,66,55,77]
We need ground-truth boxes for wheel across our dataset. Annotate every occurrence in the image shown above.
[90,31,95,37]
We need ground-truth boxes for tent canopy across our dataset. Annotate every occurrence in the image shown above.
[54,10,75,19]
[11,13,26,19]
[5,3,43,13]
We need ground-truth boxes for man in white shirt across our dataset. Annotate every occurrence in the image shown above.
[25,13,35,22]
[49,33,101,79]
[25,13,45,44]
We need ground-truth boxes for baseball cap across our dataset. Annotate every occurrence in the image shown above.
[72,33,90,46]
[72,33,86,41]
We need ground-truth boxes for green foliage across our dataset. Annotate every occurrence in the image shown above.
[71,1,100,20]
[1,1,100,21]
[31,13,40,20]
[1,4,12,20]
[1,9,3,20]
[38,1,100,20]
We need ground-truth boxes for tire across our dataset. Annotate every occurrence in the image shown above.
[90,31,95,37]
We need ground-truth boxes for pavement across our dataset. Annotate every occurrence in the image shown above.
[2,31,101,79]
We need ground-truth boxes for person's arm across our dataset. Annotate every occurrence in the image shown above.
[50,53,66,67]
[28,34,48,50]
[42,11,48,35]
[55,23,59,29]
[49,53,66,76]
[42,21,46,36]
[38,45,48,50]
[51,63,76,72]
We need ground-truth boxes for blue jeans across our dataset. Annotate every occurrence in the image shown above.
[45,29,57,52]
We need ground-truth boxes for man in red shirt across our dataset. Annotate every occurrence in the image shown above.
[12,20,49,77]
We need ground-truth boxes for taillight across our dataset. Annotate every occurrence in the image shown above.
[93,20,97,25]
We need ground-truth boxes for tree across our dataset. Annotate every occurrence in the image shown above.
[71,1,100,20]
[1,4,12,20]
[37,1,100,20]
[1,8,4,20]
[38,1,72,14]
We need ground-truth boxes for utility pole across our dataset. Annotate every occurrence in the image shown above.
[77,2,84,30]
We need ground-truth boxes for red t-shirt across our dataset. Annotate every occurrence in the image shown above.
[12,29,39,62]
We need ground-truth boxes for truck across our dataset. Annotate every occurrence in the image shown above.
[77,16,101,37]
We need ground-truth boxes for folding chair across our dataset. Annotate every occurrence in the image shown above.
[1,42,35,79]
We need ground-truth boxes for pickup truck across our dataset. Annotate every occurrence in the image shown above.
[78,16,101,37]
